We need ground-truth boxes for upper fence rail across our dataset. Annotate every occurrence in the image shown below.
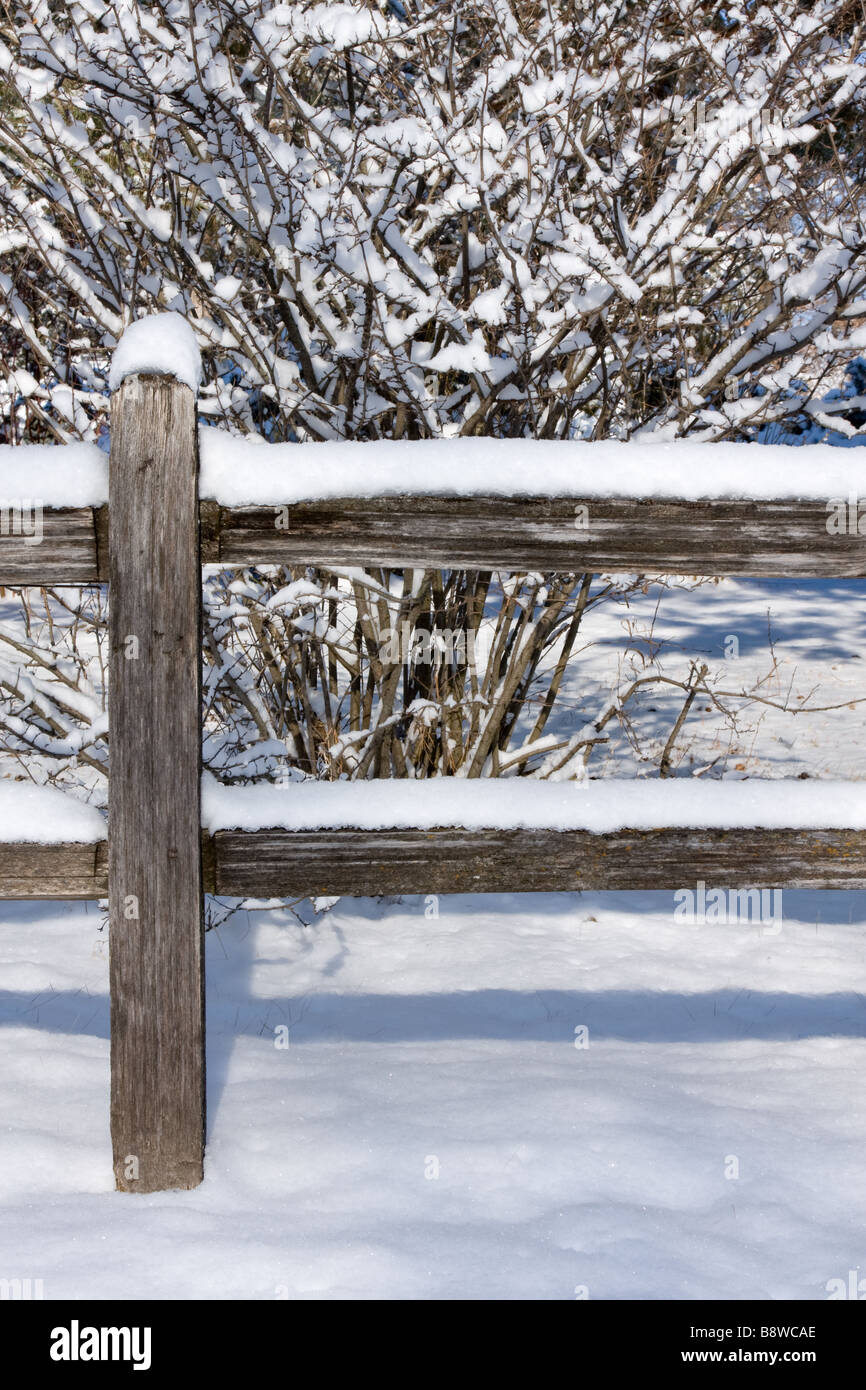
[1,434,865,582]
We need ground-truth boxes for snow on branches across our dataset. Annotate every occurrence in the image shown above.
[0,0,864,444]
[0,1,865,796]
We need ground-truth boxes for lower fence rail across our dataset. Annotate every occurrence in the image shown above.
[1,827,865,899]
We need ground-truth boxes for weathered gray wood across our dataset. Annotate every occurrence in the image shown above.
[2,496,864,581]
[212,496,866,577]
[213,826,866,895]
[94,504,109,581]
[0,835,215,899]
[0,508,102,584]
[0,824,863,898]
[109,373,204,1193]
[0,841,107,897]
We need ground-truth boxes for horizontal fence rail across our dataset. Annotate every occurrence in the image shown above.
[210,827,866,895]
[0,841,108,897]
[1,498,866,582]
[3,825,866,898]
[209,498,866,578]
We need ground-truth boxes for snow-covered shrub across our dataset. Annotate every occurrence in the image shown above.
[2,0,864,441]
[0,0,864,788]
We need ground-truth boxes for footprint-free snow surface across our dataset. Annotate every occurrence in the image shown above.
[1,891,864,1299]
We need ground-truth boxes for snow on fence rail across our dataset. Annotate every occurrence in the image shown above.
[3,427,866,583]
[7,775,866,900]
[1,313,865,1195]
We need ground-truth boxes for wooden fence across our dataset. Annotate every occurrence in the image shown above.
[1,368,865,1193]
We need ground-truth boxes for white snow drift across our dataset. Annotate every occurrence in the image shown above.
[0,782,105,842]
[198,432,866,506]
[202,775,866,834]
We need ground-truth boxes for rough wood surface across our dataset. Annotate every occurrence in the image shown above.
[213,826,866,895]
[108,373,204,1193]
[0,835,215,899]
[0,841,107,897]
[4,496,865,583]
[0,508,102,584]
[0,825,862,898]
[213,496,866,577]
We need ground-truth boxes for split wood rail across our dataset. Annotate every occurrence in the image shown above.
[1,369,865,1193]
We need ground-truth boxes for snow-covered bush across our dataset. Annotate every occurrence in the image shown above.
[2,0,865,441]
[0,0,864,789]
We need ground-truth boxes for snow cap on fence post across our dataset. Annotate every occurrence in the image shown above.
[108,312,202,395]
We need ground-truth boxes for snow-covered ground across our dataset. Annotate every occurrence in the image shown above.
[553,574,866,782]
[1,888,865,1300]
[0,574,864,1299]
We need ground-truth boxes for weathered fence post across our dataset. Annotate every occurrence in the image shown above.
[109,359,204,1191]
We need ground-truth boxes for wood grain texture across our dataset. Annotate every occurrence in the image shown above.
[0,841,107,897]
[0,835,214,899]
[2,496,863,582]
[212,496,866,577]
[0,508,102,584]
[108,373,204,1193]
[213,826,866,895]
[0,825,862,898]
